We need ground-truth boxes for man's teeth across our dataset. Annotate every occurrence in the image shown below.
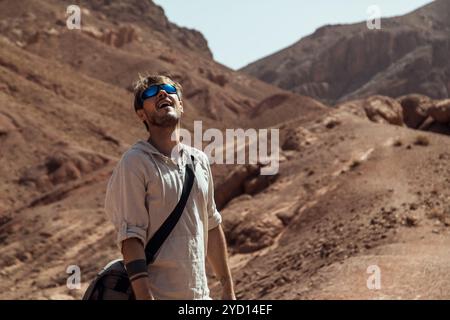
[159,102,171,108]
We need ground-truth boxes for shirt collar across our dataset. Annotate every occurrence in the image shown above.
[141,139,188,165]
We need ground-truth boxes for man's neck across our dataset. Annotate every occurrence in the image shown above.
[147,126,180,158]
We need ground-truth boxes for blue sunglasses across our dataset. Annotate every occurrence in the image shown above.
[141,83,178,101]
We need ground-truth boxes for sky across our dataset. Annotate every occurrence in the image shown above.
[153,0,432,70]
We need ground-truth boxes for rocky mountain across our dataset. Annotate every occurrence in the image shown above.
[241,0,450,105]
[1,0,450,300]
[0,0,325,212]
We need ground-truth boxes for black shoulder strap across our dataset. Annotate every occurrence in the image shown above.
[144,155,195,265]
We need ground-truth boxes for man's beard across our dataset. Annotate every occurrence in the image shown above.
[145,108,181,128]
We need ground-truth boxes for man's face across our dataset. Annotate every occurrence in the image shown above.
[137,84,183,128]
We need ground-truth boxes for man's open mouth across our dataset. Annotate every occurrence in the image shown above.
[157,100,174,109]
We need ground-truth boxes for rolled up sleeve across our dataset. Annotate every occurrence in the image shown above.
[205,157,222,230]
[104,152,149,250]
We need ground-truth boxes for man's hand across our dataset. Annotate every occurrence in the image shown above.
[207,225,236,300]
[122,238,155,300]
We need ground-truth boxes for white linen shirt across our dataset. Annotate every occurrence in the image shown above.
[104,140,222,300]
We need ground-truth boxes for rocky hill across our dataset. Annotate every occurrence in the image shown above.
[241,0,450,105]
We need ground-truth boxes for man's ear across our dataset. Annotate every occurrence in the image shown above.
[179,100,184,114]
[136,109,146,121]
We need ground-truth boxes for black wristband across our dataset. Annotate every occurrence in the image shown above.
[125,259,148,282]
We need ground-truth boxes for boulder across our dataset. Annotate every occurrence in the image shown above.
[336,99,367,119]
[427,99,450,124]
[214,165,259,210]
[244,174,278,195]
[19,149,110,191]
[397,94,433,128]
[83,25,138,48]
[282,127,317,151]
[229,214,284,253]
[363,95,404,126]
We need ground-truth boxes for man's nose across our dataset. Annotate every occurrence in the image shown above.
[157,89,168,98]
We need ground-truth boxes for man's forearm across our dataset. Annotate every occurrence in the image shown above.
[207,224,235,299]
[121,238,154,300]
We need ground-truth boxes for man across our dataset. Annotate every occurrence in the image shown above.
[104,74,235,300]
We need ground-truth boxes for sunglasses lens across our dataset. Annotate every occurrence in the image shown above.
[141,85,159,100]
[141,84,178,101]
[160,84,177,94]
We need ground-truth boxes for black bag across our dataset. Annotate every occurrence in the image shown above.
[82,156,195,300]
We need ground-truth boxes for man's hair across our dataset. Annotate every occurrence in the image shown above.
[133,74,183,112]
